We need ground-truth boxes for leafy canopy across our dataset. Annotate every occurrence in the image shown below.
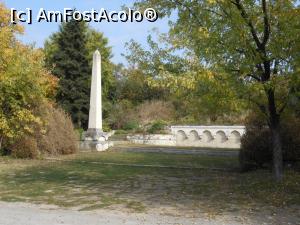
[133,0,300,122]
[0,3,57,146]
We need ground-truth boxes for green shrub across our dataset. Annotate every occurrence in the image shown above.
[107,100,135,130]
[114,130,128,135]
[239,127,272,171]
[102,120,112,132]
[0,145,10,156]
[76,128,84,141]
[147,120,167,134]
[240,115,300,171]
[136,100,175,125]
[281,117,300,162]
[123,120,139,130]
[134,126,145,134]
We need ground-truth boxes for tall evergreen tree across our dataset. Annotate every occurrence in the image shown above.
[50,19,90,128]
[45,22,115,129]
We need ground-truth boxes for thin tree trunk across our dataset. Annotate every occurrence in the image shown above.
[270,124,283,182]
[0,136,2,150]
[267,89,283,182]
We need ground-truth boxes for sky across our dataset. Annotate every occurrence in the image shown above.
[3,0,172,65]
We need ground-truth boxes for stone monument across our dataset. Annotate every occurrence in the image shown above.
[81,50,113,151]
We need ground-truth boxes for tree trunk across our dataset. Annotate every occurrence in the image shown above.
[267,89,283,182]
[0,136,3,150]
[270,122,283,182]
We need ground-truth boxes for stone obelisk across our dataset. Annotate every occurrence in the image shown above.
[88,50,102,132]
[82,50,112,151]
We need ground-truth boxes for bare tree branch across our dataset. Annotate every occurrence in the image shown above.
[233,0,262,50]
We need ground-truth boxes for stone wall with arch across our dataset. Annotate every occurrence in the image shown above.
[127,125,245,149]
[171,126,245,148]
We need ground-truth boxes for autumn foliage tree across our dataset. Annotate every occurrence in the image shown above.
[0,3,57,149]
[135,0,300,181]
[124,37,245,123]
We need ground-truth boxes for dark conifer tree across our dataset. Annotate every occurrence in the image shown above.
[51,19,90,129]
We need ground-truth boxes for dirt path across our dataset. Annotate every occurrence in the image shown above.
[1,201,299,225]
[0,201,260,225]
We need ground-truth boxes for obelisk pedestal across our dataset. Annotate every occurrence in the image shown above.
[81,50,113,151]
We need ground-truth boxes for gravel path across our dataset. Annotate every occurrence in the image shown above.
[0,202,258,225]
[2,201,298,225]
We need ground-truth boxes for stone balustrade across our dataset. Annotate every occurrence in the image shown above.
[127,125,246,149]
[171,126,245,148]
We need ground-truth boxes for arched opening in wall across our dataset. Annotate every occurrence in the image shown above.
[177,130,187,142]
[202,130,213,143]
[216,131,227,143]
[230,131,241,143]
[189,130,200,141]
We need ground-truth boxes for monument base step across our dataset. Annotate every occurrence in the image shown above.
[80,140,113,151]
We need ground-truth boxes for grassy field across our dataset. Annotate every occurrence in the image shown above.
[61,150,239,168]
[0,149,299,216]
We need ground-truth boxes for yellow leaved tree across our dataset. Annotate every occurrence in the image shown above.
[0,3,57,149]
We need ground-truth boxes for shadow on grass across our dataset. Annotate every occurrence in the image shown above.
[0,151,299,216]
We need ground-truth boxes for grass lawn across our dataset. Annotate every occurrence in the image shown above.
[0,149,299,216]
[61,150,239,169]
